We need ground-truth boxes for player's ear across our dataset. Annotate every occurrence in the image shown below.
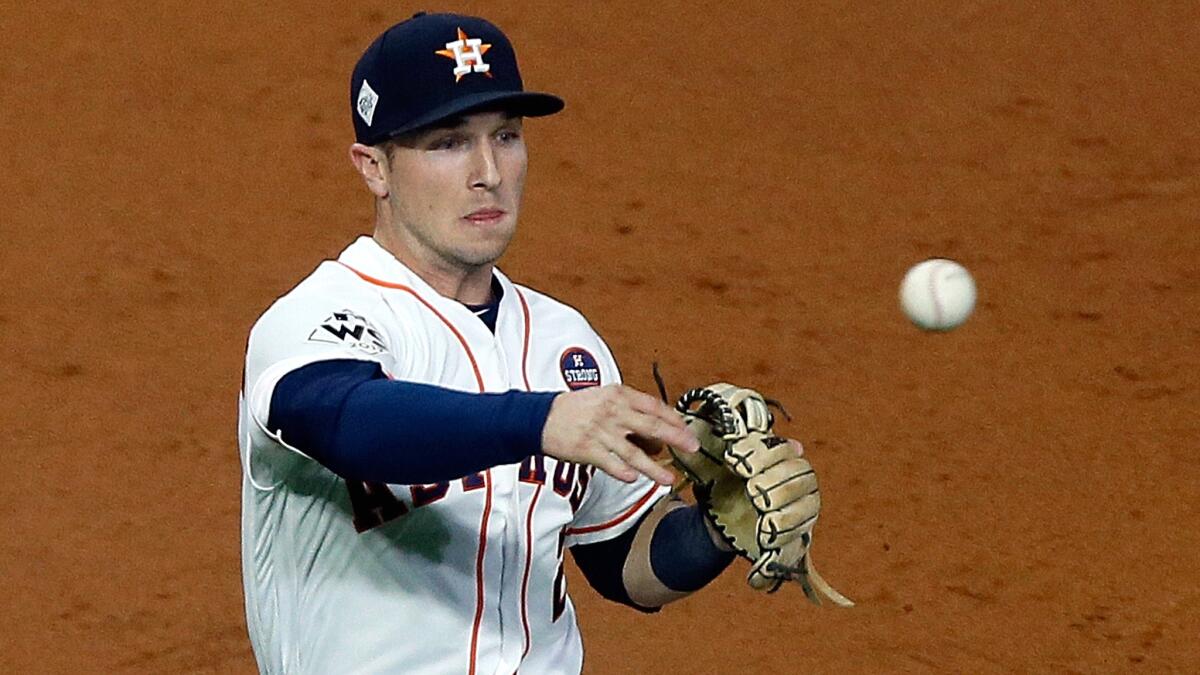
[349,143,390,198]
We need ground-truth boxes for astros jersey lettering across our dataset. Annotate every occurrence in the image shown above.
[239,237,668,674]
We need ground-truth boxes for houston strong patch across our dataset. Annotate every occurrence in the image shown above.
[308,310,388,355]
[559,347,601,390]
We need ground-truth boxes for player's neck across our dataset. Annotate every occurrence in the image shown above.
[423,265,495,305]
[372,232,495,304]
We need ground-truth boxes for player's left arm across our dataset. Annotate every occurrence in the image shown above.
[623,496,737,607]
[570,496,735,611]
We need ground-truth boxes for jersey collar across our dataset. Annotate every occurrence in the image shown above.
[338,235,521,334]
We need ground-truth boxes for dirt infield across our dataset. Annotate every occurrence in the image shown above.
[2,2,1198,672]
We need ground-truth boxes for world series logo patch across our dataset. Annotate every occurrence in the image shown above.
[559,347,601,390]
[308,310,388,355]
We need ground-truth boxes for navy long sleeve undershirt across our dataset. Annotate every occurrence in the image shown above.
[267,359,558,484]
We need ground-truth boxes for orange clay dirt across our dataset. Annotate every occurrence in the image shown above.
[2,2,1197,673]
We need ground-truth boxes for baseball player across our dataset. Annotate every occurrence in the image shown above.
[239,13,798,674]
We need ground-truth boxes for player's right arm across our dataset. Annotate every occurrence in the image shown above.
[267,362,696,487]
[268,359,555,483]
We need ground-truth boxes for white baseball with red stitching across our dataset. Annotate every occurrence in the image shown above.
[899,258,977,331]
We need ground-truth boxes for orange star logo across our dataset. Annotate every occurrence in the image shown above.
[435,28,494,82]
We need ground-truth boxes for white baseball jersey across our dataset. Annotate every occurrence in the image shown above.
[239,236,668,675]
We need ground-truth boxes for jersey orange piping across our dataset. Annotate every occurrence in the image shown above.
[468,470,493,675]
[516,288,533,391]
[562,484,661,536]
[518,483,543,664]
[516,287,535,667]
[336,262,485,391]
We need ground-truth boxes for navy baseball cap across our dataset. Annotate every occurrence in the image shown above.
[350,12,564,145]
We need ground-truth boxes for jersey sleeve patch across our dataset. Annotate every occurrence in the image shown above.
[307,310,389,355]
[559,347,601,390]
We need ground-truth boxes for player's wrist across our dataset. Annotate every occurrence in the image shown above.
[538,392,566,453]
[500,390,558,457]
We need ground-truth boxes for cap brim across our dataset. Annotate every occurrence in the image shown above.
[371,91,564,144]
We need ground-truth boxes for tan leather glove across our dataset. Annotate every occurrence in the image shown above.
[669,383,852,605]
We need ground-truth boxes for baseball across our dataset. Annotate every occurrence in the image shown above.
[899,258,977,331]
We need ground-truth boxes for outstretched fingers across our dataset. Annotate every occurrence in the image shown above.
[594,441,640,483]
[623,389,700,454]
[600,427,676,485]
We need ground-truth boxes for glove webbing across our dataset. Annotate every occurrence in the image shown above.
[675,387,740,439]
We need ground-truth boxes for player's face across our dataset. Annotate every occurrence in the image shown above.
[382,111,527,272]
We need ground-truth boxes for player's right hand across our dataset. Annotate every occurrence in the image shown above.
[541,385,700,485]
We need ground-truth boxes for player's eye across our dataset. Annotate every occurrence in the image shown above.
[429,135,464,151]
[496,128,522,144]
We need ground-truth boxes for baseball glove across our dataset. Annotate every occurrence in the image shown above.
[667,383,853,606]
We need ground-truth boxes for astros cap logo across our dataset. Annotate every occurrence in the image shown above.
[350,13,564,145]
[435,28,493,81]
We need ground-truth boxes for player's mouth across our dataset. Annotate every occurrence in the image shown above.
[464,209,507,225]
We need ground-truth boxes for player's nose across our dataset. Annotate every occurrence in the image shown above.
[469,142,501,191]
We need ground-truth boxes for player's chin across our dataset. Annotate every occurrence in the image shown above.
[463,224,515,253]
[454,238,513,267]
